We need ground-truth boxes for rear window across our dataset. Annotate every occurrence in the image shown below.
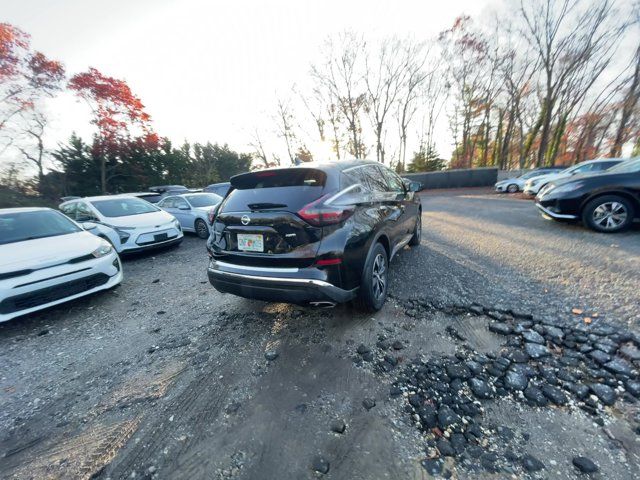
[223,169,327,212]
[231,168,326,189]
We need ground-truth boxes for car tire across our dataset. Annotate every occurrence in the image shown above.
[582,195,635,233]
[195,219,209,239]
[409,211,421,246]
[507,183,519,193]
[356,242,388,312]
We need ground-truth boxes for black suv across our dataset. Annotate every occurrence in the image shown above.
[206,161,422,310]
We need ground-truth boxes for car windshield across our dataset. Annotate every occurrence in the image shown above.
[184,193,222,207]
[91,198,159,217]
[606,158,640,174]
[519,171,544,179]
[0,210,81,245]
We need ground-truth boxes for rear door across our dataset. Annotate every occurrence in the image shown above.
[210,168,328,268]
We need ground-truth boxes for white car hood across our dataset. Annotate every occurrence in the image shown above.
[103,210,175,228]
[0,231,102,273]
[528,172,565,184]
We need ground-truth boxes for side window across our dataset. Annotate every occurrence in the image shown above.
[595,161,617,171]
[60,203,77,219]
[572,164,593,174]
[161,198,174,208]
[174,198,189,209]
[76,202,96,221]
[361,166,388,192]
[379,166,405,192]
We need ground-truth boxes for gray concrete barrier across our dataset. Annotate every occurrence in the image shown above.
[403,168,498,190]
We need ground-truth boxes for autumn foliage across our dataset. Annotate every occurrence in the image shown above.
[69,67,154,142]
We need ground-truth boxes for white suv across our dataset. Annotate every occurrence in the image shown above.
[523,158,624,195]
[60,195,183,254]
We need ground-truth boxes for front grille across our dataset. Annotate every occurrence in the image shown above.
[0,273,110,314]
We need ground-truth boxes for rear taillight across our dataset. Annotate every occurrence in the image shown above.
[297,194,353,226]
[208,206,216,224]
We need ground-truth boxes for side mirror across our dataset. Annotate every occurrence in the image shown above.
[81,222,97,230]
[408,181,422,192]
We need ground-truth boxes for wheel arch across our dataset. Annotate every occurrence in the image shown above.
[579,190,640,217]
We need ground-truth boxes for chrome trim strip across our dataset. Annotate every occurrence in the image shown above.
[208,268,334,288]
[536,203,577,219]
[214,260,299,273]
[324,184,362,204]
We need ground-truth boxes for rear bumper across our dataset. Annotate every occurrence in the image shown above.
[207,259,357,305]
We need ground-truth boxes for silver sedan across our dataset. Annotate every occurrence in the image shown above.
[157,193,222,238]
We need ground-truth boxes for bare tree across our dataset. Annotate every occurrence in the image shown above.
[610,43,640,156]
[312,32,367,159]
[16,111,47,187]
[275,97,298,164]
[520,0,629,166]
[365,38,410,164]
[248,128,275,168]
[395,41,431,171]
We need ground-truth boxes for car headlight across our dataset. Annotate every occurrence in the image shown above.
[92,239,113,258]
[548,182,583,195]
[173,219,181,230]
[529,179,540,186]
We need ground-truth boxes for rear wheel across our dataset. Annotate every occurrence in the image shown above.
[507,183,519,193]
[195,219,209,239]
[582,195,634,233]
[356,242,388,311]
[409,212,422,246]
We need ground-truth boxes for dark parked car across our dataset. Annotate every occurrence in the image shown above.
[206,161,422,310]
[535,157,640,232]
[203,182,231,197]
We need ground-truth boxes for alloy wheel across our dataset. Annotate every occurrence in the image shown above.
[371,253,387,300]
[196,220,209,238]
[592,202,627,230]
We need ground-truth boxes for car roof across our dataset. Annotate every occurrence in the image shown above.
[0,207,53,214]
[579,157,624,164]
[60,194,139,205]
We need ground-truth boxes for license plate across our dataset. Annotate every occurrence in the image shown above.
[154,233,168,242]
[237,233,263,252]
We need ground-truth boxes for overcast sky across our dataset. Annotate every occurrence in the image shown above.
[3,0,495,163]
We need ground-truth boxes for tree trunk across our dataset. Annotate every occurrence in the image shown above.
[610,45,640,157]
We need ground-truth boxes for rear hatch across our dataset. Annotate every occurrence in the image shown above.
[211,168,327,268]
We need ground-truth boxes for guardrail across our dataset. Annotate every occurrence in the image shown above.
[403,167,498,190]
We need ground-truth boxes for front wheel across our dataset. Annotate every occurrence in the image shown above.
[582,195,634,233]
[506,183,519,193]
[195,219,209,239]
[356,242,388,312]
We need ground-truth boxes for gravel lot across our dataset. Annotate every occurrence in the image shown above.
[1,188,639,480]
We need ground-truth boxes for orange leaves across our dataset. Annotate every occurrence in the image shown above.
[27,52,65,89]
[69,67,154,142]
[0,23,30,80]
[571,308,584,315]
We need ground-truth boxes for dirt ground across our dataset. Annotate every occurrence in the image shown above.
[1,188,639,479]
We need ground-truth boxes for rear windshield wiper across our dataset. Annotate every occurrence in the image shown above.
[247,203,287,210]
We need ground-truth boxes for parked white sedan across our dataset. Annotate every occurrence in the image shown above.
[157,192,222,239]
[0,208,123,322]
[59,195,183,254]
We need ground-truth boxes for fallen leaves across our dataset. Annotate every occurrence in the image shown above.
[571,308,584,315]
